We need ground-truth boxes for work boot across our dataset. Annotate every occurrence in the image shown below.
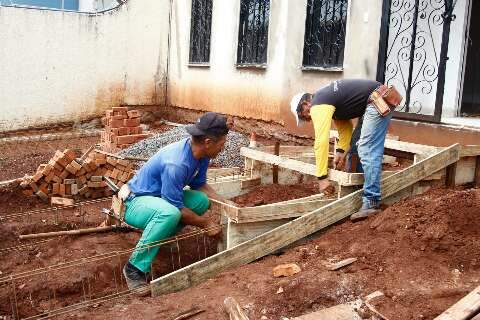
[350,202,381,222]
[123,262,151,297]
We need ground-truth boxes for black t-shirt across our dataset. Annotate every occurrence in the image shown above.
[311,79,380,120]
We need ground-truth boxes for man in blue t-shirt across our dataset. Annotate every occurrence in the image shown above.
[122,112,231,295]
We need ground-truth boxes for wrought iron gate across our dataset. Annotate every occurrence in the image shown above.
[376,0,456,122]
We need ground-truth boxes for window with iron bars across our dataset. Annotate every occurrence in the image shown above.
[189,0,213,64]
[236,0,270,66]
[302,0,348,69]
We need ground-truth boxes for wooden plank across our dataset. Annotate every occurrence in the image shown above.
[460,145,480,157]
[226,218,290,249]
[273,141,280,184]
[475,156,480,187]
[434,286,480,320]
[454,157,477,185]
[446,162,457,188]
[207,167,242,180]
[224,297,249,320]
[150,145,460,296]
[324,258,357,271]
[236,198,335,223]
[291,303,361,320]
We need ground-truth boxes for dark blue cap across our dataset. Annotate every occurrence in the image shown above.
[186,112,229,137]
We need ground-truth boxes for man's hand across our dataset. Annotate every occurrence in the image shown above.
[318,179,335,195]
[205,221,222,238]
[333,152,347,171]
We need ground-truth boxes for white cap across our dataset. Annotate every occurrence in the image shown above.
[290,92,306,127]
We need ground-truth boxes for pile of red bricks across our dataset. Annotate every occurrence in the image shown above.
[101,107,151,153]
[20,149,135,203]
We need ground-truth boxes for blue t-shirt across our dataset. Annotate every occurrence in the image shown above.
[127,138,209,209]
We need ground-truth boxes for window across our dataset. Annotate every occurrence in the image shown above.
[189,0,213,64]
[237,0,270,65]
[302,0,348,69]
[3,0,79,10]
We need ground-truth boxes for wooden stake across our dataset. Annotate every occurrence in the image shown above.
[446,162,457,188]
[475,156,480,187]
[19,226,121,240]
[224,297,249,320]
[273,141,280,184]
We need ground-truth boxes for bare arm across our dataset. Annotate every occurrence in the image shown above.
[180,207,208,228]
[197,183,229,203]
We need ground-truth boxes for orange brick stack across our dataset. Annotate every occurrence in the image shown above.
[20,149,135,203]
[101,107,152,153]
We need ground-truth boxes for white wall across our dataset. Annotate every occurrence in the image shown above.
[168,0,383,133]
[0,0,169,131]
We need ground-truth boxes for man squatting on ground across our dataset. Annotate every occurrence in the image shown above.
[120,112,232,294]
[290,79,401,221]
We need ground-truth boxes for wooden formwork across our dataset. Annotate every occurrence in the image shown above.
[152,141,480,318]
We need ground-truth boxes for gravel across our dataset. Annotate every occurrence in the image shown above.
[118,125,249,168]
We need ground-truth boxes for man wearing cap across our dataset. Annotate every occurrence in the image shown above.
[121,112,231,295]
[290,79,395,222]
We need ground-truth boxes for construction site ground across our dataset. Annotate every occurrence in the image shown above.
[0,129,479,319]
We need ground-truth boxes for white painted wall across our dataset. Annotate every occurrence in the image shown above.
[0,0,473,132]
[168,0,383,133]
[0,0,169,131]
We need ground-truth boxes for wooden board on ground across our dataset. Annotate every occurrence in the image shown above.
[291,303,362,320]
[224,297,249,320]
[434,285,480,320]
[150,145,460,296]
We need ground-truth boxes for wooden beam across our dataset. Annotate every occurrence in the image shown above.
[224,297,250,320]
[273,141,280,184]
[460,145,480,157]
[434,285,480,320]
[236,198,335,223]
[446,162,457,188]
[241,147,395,186]
[476,156,480,187]
[227,218,290,249]
[150,145,460,296]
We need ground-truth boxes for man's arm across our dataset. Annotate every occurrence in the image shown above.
[197,183,231,203]
[333,119,353,170]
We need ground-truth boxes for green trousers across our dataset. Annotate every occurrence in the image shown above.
[125,190,209,273]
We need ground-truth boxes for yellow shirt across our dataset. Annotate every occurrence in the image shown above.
[310,105,353,178]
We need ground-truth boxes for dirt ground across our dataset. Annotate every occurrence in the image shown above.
[50,186,479,320]
[1,130,478,319]
[231,182,319,207]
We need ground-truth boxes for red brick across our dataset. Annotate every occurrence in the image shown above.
[130,133,152,143]
[112,107,128,113]
[112,115,127,120]
[127,110,141,118]
[59,184,66,196]
[116,135,135,145]
[52,183,60,194]
[110,119,124,128]
[105,110,114,117]
[65,164,78,175]
[32,171,44,182]
[118,127,129,136]
[64,149,76,162]
[123,118,140,127]
[65,184,72,195]
[60,170,70,179]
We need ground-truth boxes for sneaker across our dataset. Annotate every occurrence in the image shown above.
[350,203,381,222]
[123,262,151,297]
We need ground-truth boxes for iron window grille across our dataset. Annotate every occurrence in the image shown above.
[302,0,348,69]
[189,0,213,64]
[236,0,270,66]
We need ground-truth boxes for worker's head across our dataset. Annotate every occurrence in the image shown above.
[290,92,313,126]
[186,112,229,158]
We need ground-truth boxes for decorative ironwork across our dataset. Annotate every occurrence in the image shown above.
[189,0,213,64]
[382,0,451,117]
[237,0,270,65]
[302,0,348,68]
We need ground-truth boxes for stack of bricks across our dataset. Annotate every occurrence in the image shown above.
[101,107,151,153]
[20,149,135,203]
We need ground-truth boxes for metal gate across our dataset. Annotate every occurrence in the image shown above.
[376,0,456,122]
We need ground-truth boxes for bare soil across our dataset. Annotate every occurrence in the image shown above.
[51,186,479,320]
[231,182,319,207]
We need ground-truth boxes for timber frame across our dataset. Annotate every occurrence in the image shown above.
[151,139,480,318]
